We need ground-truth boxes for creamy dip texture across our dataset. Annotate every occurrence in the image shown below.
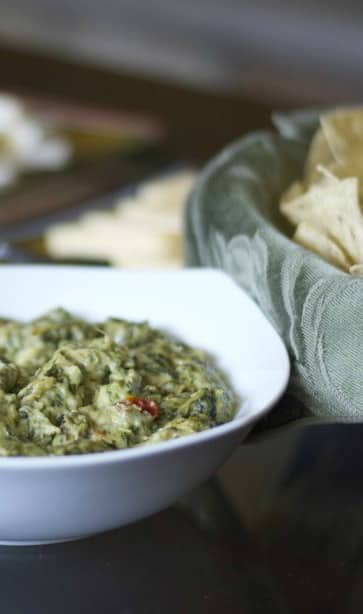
[0,309,236,456]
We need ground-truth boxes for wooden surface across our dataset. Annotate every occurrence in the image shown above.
[0,44,274,162]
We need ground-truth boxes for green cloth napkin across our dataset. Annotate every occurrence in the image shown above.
[185,109,363,426]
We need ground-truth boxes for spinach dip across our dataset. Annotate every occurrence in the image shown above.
[0,309,236,456]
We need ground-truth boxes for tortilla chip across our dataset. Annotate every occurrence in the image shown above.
[321,107,363,165]
[304,128,334,184]
[280,174,363,263]
[349,264,363,276]
[306,108,363,188]
[280,180,304,205]
[280,106,363,273]
[294,222,352,270]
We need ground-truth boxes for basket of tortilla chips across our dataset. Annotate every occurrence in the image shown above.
[185,107,363,422]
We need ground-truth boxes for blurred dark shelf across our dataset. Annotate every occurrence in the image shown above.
[0,44,273,162]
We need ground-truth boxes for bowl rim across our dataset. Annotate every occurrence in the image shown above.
[0,264,290,470]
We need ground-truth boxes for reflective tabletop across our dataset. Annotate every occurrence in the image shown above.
[1,419,363,613]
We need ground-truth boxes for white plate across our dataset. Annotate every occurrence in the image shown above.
[0,265,289,544]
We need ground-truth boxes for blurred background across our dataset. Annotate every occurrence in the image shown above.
[1,0,363,104]
[0,0,361,263]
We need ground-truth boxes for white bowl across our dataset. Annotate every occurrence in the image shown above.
[0,265,289,545]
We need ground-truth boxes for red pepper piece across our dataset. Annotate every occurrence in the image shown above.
[125,396,159,417]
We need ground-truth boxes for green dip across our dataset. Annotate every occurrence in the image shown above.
[0,308,236,456]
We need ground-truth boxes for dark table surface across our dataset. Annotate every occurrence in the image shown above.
[2,422,363,614]
[1,46,363,614]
